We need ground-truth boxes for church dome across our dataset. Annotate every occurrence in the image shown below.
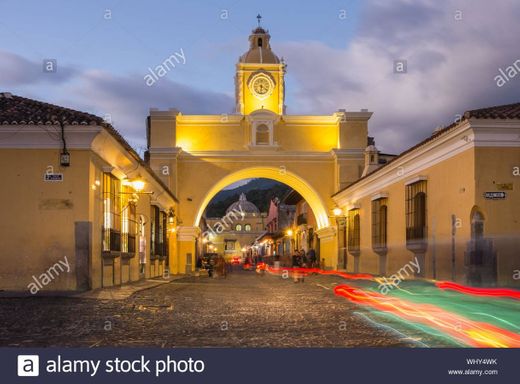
[226,193,260,215]
[240,48,280,64]
[239,21,280,64]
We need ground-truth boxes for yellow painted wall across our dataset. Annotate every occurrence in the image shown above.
[275,121,338,152]
[0,148,90,291]
[474,147,520,286]
[238,64,284,115]
[340,149,477,283]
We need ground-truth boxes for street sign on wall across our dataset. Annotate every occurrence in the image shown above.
[483,191,506,200]
[44,173,64,182]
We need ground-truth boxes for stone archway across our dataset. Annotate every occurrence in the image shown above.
[194,167,330,230]
[145,24,372,275]
[171,166,337,275]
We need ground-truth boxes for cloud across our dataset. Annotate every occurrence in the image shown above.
[2,0,520,155]
[64,70,234,150]
[0,50,77,86]
[281,0,520,153]
[0,51,234,153]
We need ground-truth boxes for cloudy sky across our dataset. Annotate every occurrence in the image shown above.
[1,0,519,154]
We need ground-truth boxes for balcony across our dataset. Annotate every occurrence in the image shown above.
[296,213,307,226]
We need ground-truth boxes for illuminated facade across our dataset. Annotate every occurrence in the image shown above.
[146,23,372,272]
[0,93,178,291]
[332,104,520,286]
[205,193,265,259]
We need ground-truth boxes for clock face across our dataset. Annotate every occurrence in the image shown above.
[253,77,270,95]
[249,74,274,99]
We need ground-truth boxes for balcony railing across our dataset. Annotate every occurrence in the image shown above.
[296,213,307,226]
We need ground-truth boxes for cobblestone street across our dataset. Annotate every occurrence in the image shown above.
[0,270,421,348]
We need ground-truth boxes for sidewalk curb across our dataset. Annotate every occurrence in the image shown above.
[76,275,189,300]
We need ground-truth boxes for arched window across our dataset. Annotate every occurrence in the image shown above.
[235,224,242,231]
[255,124,270,145]
[244,224,251,231]
[258,38,263,47]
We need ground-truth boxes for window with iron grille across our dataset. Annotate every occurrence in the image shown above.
[347,208,360,253]
[159,210,166,257]
[406,180,427,242]
[150,206,158,256]
[102,173,121,252]
[372,198,388,251]
[162,212,169,258]
[150,207,167,257]
[121,185,137,253]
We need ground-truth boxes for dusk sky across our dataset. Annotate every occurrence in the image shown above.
[1,0,519,154]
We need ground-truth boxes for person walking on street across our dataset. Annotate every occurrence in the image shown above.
[292,251,301,283]
[308,248,317,268]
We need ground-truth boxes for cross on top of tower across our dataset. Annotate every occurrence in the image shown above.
[256,14,262,27]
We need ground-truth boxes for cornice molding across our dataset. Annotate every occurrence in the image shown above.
[0,124,101,149]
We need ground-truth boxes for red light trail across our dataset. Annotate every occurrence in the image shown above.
[435,281,520,301]
[333,284,520,348]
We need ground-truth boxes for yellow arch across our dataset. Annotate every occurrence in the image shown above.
[194,167,331,229]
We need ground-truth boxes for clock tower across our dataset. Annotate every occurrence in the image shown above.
[235,17,286,115]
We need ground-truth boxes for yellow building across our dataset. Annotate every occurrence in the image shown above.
[332,103,520,286]
[204,193,265,260]
[0,93,178,291]
[147,23,372,272]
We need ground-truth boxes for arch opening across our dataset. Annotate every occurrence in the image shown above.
[193,167,330,230]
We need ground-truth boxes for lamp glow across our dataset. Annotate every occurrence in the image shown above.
[333,207,343,216]
[132,179,145,192]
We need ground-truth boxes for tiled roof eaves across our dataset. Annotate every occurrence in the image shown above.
[333,101,520,198]
[0,93,178,203]
[332,118,465,197]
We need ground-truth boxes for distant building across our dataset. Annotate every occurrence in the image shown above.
[257,198,295,262]
[204,193,265,260]
[284,190,319,255]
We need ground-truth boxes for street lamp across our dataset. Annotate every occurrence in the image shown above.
[286,229,293,237]
[168,208,175,224]
[131,179,145,193]
[333,207,343,217]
